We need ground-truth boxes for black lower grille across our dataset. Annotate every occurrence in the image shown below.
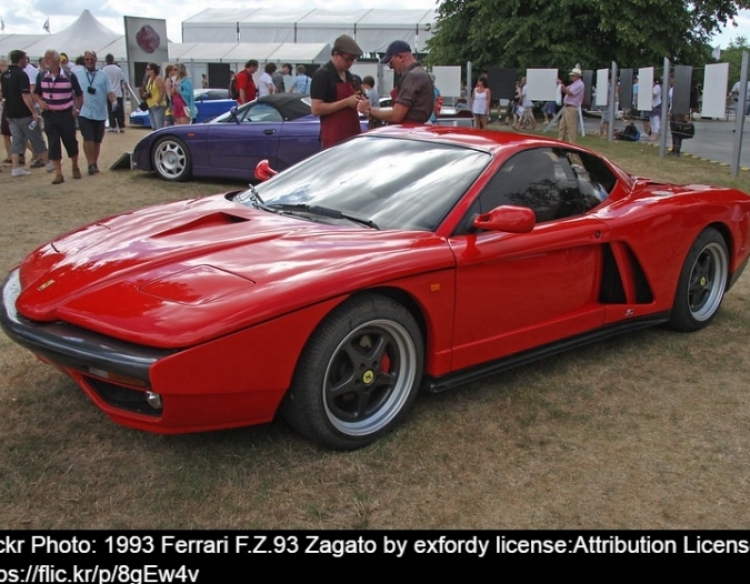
[84,376,162,417]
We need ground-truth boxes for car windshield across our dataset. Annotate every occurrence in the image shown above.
[234,135,490,231]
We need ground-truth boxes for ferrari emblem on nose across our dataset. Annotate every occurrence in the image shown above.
[37,280,55,291]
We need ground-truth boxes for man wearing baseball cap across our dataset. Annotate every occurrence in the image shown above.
[310,34,364,149]
[358,40,433,125]
[557,67,585,143]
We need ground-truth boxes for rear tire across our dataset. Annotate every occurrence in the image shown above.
[668,227,728,332]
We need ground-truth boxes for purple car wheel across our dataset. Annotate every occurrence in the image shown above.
[152,136,192,181]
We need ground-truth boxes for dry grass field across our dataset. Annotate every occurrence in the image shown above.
[1,124,749,529]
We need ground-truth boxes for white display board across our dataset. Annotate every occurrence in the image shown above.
[701,62,730,119]
[637,67,654,111]
[432,66,461,99]
[596,69,609,106]
[526,69,558,101]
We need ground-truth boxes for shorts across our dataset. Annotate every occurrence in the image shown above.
[78,117,106,143]
[8,116,48,155]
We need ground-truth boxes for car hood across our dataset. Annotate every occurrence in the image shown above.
[15,194,454,348]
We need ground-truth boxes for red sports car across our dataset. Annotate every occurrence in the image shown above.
[2,126,750,450]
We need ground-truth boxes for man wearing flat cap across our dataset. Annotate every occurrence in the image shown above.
[358,40,433,125]
[557,67,585,143]
[310,34,364,149]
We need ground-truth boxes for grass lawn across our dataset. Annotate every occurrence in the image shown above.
[1,126,749,529]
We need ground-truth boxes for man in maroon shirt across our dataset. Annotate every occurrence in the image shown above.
[310,35,363,149]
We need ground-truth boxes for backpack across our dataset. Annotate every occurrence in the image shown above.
[230,76,239,100]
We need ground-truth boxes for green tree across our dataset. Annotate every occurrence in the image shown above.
[426,0,750,71]
[721,35,750,83]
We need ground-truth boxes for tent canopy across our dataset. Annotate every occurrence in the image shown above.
[183,8,436,52]
[21,10,124,61]
[168,41,331,64]
[2,8,433,69]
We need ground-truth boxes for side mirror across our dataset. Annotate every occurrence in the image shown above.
[472,205,536,233]
[254,159,278,182]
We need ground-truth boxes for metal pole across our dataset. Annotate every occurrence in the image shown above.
[578,106,585,137]
[607,61,617,142]
[659,57,669,157]
[731,51,748,177]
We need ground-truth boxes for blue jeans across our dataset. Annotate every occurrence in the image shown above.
[148,106,166,130]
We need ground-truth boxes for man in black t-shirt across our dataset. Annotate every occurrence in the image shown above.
[0,49,49,176]
[310,35,364,149]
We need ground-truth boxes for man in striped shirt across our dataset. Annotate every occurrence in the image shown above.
[34,49,83,184]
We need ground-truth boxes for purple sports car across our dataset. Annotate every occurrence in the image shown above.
[132,94,367,182]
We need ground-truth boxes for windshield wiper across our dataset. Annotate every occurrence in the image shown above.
[338,211,380,230]
[244,184,278,213]
[268,203,380,230]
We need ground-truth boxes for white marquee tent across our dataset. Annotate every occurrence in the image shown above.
[1,11,336,86]
[1,9,438,92]
[183,8,437,53]
[0,11,127,63]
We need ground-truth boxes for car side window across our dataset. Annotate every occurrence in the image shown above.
[559,149,617,211]
[477,148,574,223]
[241,103,283,123]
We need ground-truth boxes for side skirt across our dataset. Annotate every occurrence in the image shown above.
[422,311,671,393]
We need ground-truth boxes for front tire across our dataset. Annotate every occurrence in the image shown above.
[152,137,191,181]
[281,294,424,450]
[669,227,729,332]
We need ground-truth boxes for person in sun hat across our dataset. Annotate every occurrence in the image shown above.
[557,67,585,143]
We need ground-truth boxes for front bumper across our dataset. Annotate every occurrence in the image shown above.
[1,269,289,432]
[1,269,171,386]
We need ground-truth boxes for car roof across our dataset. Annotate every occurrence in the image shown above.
[358,125,631,185]
[255,93,311,121]
[364,124,574,156]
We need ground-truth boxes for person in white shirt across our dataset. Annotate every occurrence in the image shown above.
[649,79,662,141]
[259,63,275,97]
[101,54,128,132]
[471,75,491,130]
[730,80,750,119]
